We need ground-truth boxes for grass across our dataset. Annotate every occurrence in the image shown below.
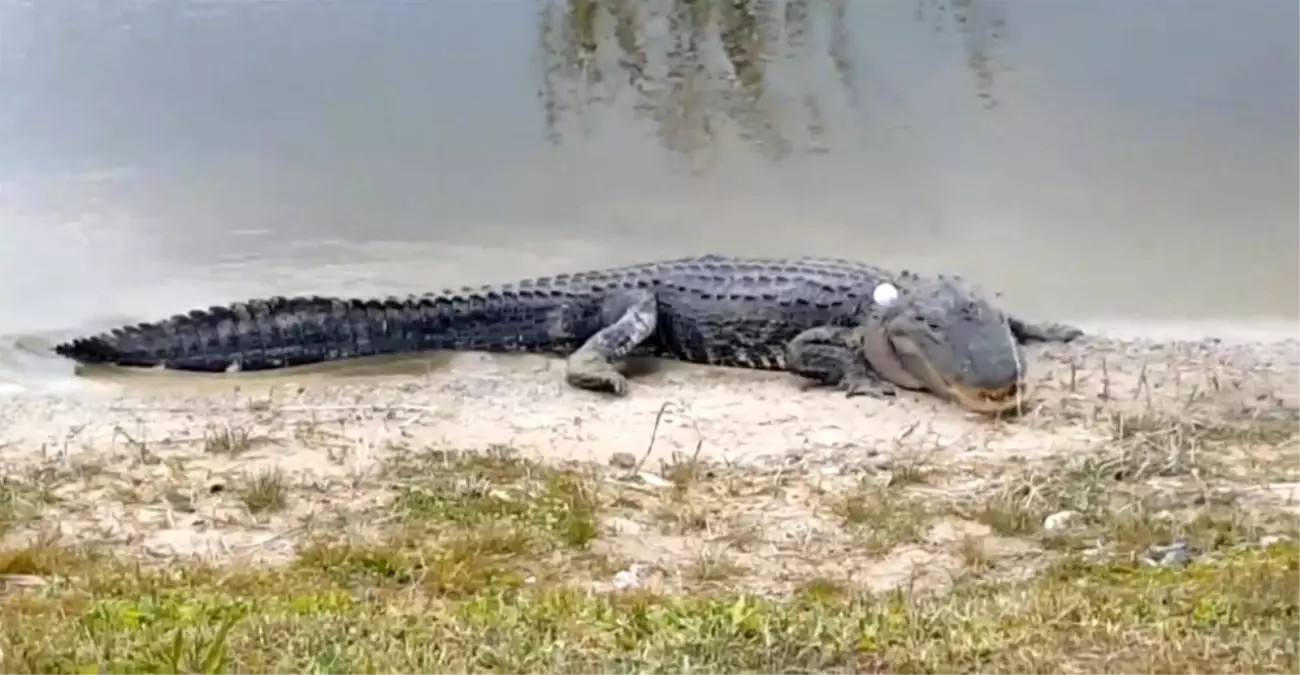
[0,391,1296,673]
[202,423,255,456]
[0,478,44,537]
[831,476,934,555]
[0,541,1293,673]
[237,468,290,515]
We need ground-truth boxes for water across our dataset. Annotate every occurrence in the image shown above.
[1,0,1296,391]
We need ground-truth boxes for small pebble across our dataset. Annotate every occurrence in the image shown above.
[164,489,196,513]
[637,472,674,488]
[608,452,638,470]
[1143,538,1194,567]
[613,564,646,591]
[606,517,643,536]
[1043,510,1081,533]
[1258,534,1290,548]
[784,448,809,463]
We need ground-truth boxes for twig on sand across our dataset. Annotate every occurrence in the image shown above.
[230,526,309,559]
[636,402,674,473]
[635,400,705,473]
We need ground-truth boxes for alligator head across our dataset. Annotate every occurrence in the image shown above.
[858,276,1031,414]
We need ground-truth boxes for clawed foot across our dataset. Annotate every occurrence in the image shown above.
[840,375,897,399]
[1014,318,1085,344]
[1039,321,1084,343]
[566,351,629,396]
[803,375,896,399]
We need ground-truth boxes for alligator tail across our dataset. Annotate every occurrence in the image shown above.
[52,291,581,373]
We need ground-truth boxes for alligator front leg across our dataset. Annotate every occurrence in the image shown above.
[785,326,896,399]
[566,289,658,396]
[1008,316,1084,344]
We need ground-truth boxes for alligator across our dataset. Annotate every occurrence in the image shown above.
[52,254,1083,414]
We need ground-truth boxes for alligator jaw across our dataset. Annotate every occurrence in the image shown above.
[943,380,1026,415]
[906,350,1029,415]
[858,313,1030,415]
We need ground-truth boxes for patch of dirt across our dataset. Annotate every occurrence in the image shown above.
[0,335,1296,594]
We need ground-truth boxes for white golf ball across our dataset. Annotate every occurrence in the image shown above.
[872,282,899,307]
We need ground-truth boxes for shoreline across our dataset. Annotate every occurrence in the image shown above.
[1,333,1296,471]
[1067,317,1298,345]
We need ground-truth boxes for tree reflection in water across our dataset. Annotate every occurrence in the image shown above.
[536,0,1007,165]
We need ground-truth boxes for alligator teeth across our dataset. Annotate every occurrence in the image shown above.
[980,383,1020,402]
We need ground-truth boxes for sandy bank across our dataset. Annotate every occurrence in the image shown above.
[2,335,1296,472]
[0,333,1295,575]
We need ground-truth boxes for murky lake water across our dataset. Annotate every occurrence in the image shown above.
[0,0,1296,391]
